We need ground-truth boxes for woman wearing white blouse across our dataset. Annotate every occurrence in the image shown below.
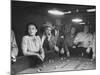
[21,23,45,67]
[22,36,45,60]
[11,23,45,75]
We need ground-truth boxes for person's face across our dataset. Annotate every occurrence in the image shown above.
[45,28,52,37]
[28,25,37,36]
[71,27,76,34]
[83,26,89,33]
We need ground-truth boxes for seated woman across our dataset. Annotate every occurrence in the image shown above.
[73,25,93,58]
[11,23,45,75]
[21,23,45,67]
[11,30,18,63]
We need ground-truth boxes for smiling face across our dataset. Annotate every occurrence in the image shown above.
[28,24,37,36]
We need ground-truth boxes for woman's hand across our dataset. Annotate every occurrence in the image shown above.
[86,47,91,53]
[54,46,59,52]
[28,52,44,61]
[39,48,45,61]
[36,54,44,61]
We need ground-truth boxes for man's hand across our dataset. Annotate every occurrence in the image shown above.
[86,47,91,53]
[54,46,59,52]
[11,56,16,62]
[66,51,70,57]
[92,54,96,60]
[72,45,76,48]
[60,48,65,54]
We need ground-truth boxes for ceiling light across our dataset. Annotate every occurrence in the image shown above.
[87,9,96,12]
[72,18,83,23]
[64,11,72,14]
[48,9,64,16]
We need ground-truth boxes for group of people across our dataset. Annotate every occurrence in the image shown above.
[64,25,96,59]
[41,22,96,60]
[11,22,96,72]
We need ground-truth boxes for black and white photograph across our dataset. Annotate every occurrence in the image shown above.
[11,0,96,75]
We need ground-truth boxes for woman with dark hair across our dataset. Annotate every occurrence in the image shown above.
[11,23,45,74]
[22,23,45,64]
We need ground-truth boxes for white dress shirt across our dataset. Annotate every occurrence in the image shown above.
[74,32,93,48]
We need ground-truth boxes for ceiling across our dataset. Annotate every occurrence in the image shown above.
[11,1,96,30]
[12,1,95,11]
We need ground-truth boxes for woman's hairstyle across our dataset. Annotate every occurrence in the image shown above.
[25,23,38,35]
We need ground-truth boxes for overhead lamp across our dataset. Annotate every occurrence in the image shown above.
[72,18,83,23]
[48,9,64,16]
[87,9,96,12]
[64,11,72,14]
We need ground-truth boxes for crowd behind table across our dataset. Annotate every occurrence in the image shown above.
[11,22,96,74]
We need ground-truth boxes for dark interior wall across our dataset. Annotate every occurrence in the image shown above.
[12,7,50,56]
[11,6,60,56]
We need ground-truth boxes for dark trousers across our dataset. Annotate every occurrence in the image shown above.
[68,47,93,58]
[11,55,43,75]
[68,47,82,57]
[77,47,87,57]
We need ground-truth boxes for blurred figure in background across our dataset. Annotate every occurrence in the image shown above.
[11,30,18,63]
[86,32,96,60]
[74,25,93,58]
[63,27,76,57]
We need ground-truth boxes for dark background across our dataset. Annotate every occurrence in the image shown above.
[11,1,96,56]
